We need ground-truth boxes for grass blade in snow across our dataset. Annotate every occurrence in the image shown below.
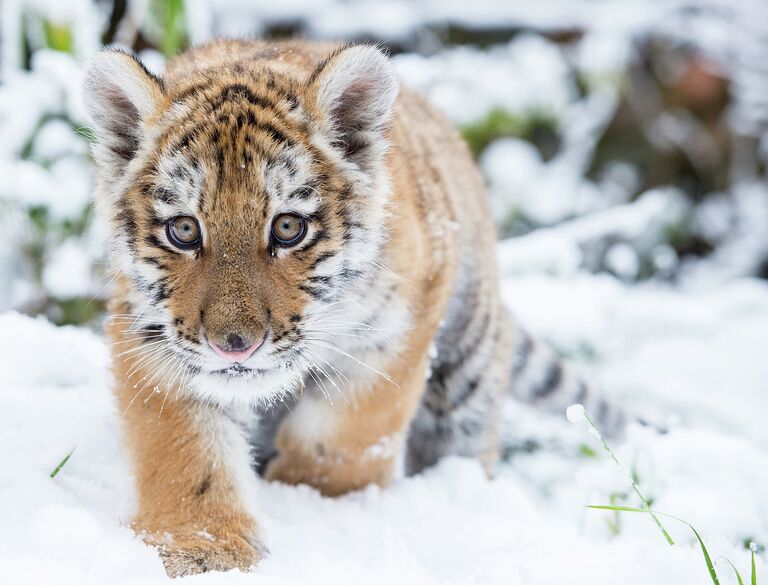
[50,447,76,478]
[715,557,744,585]
[589,506,720,584]
[567,404,674,545]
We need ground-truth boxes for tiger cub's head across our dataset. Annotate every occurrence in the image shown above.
[83,43,399,404]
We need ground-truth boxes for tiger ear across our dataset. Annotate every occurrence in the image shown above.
[83,49,165,174]
[308,45,399,174]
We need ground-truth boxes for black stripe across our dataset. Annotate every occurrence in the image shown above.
[574,381,588,404]
[531,362,563,399]
[215,84,276,111]
[596,399,611,426]
[251,121,291,146]
[310,251,337,269]
[511,333,533,377]
[151,278,170,304]
[174,81,211,102]
[295,229,328,256]
[307,275,333,285]
[117,205,138,254]
[442,309,493,376]
[289,186,315,200]
[141,323,164,334]
[214,136,225,189]
[140,256,164,268]
[144,233,176,255]
[109,132,137,161]
[145,185,178,204]
[299,284,323,299]
[340,268,363,281]
[182,332,200,345]
[449,375,482,412]
[176,130,194,150]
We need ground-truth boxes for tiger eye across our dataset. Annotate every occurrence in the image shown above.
[166,216,201,249]
[271,214,307,247]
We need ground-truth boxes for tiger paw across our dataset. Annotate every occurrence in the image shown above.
[143,526,266,577]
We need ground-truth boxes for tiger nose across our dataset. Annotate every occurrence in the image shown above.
[226,332,247,351]
[208,332,263,363]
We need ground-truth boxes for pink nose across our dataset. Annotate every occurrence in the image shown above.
[209,338,263,363]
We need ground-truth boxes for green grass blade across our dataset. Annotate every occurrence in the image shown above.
[151,0,187,57]
[751,544,757,585]
[688,524,720,585]
[73,125,95,144]
[42,20,73,53]
[581,411,674,546]
[714,556,744,585]
[588,506,719,584]
[50,447,76,478]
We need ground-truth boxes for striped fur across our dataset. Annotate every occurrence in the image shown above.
[84,39,624,576]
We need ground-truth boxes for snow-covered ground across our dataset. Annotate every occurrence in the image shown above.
[1,269,766,584]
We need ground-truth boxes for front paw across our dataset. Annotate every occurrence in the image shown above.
[143,527,266,577]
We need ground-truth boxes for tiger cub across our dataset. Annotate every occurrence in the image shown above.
[84,39,623,576]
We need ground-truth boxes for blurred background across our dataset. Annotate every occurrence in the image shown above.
[0,0,766,326]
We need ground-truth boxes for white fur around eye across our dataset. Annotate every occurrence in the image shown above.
[151,153,207,217]
[263,153,322,216]
[281,194,320,217]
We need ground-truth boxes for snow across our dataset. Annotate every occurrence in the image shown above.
[395,36,574,126]
[33,119,88,162]
[603,242,640,281]
[496,189,689,277]
[42,238,93,299]
[0,157,92,220]
[1,267,767,583]
[501,274,768,444]
[566,404,586,423]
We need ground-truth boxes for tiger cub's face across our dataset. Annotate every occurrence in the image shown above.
[84,45,398,405]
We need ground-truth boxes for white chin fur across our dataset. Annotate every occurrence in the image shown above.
[190,367,301,407]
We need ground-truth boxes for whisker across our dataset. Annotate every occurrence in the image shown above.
[115,338,167,358]
[125,345,174,384]
[303,347,350,405]
[372,258,413,289]
[138,353,179,405]
[110,334,165,347]
[123,344,173,376]
[125,345,172,378]
[302,329,367,339]
[305,339,400,389]
[122,350,175,416]
[306,349,350,385]
[85,271,119,307]
[159,354,189,416]
[306,364,334,405]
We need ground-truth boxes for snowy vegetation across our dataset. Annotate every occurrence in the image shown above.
[0,1,767,583]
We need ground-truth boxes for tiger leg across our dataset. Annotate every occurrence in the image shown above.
[406,296,510,476]
[265,324,435,496]
[110,323,265,577]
